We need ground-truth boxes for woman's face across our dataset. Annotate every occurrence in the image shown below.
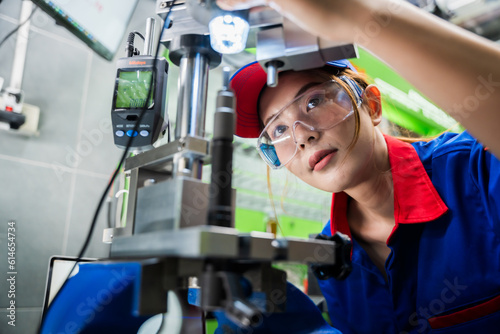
[259,71,380,193]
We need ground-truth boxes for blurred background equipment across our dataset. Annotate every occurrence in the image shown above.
[410,0,500,41]
[31,0,139,61]
[0,0,39,134]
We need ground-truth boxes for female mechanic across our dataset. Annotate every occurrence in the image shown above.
[216,0,500,333]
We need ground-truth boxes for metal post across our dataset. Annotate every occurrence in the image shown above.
[9,0,33,91]
[166,34,221,178]
[174,51,209,178]
[144,17,156,56]
[175,52,209,139]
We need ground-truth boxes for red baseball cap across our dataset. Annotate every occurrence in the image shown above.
[230,60,357,138]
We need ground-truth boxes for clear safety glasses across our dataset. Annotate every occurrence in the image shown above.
[257,76,364,169]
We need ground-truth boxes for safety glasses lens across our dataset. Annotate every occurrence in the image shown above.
[258,143,281,167]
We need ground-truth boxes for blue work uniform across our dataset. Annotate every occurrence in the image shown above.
[318,131,500,333]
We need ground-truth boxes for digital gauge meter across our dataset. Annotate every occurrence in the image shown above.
[111,55,168,150]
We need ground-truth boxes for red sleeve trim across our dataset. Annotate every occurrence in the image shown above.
[428,293,500,329]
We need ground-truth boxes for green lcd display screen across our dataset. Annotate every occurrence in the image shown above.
[115,70,154,109]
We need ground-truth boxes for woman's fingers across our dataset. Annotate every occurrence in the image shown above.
[216,0,268,11]
[215,0,366,43]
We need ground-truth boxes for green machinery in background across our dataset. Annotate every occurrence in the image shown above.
[351,47,462,136]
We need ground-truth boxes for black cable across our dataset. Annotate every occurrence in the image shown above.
[168,120,171,143]
[106,197,113,229]
[126,31,146,56]
[0,5,38,49]
[133,30,145,40]
[126,32,136,57]
[37,2,177,332]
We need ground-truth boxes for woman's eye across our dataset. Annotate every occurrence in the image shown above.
[272,124,288,139]
[305,94,324,111]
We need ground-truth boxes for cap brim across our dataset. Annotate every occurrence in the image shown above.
[230,60,356,138]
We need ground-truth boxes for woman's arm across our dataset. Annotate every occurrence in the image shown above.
[218,0,500,157]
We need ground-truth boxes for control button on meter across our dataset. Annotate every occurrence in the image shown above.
[115,130,125,137]
[139,130,149,137]
[126,130,138,137]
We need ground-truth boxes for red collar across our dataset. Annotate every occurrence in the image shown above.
[330,134,448,245]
